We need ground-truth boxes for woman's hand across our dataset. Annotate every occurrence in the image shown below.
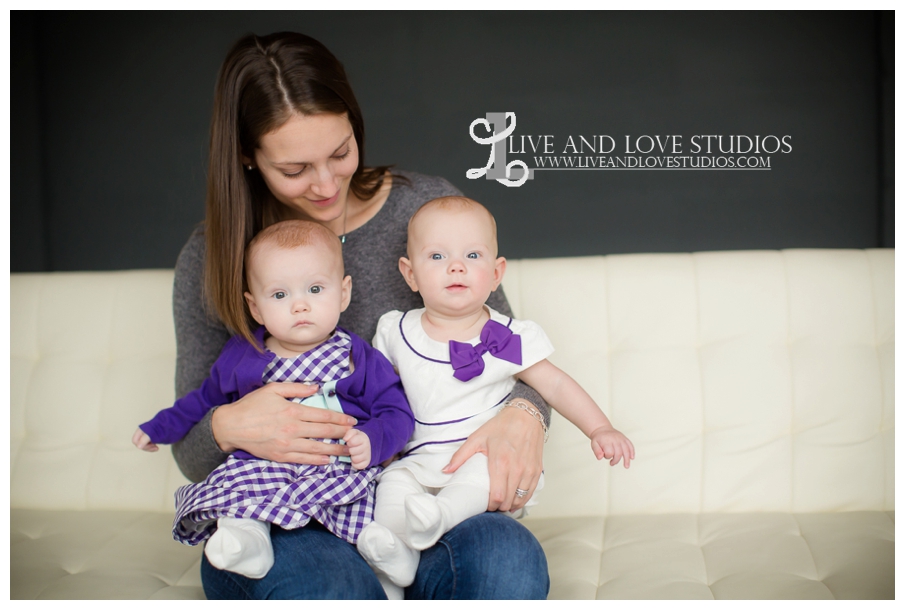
[211,382,357,464]
[443,402,545,513]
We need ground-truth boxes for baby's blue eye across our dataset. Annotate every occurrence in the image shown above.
[467,252,480,259]
[309,285,322,294]
[430,253,443,260]
[274,291,287,299]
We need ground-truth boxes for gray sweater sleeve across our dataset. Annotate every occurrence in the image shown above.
[170,226,233,482]
[170,172,550,482]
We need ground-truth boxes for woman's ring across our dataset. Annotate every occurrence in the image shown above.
[515,488,529,498]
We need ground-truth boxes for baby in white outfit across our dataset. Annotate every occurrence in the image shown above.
[357,196,635,597]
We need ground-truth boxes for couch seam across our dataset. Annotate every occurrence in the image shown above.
[782,250,795,513]
[698,513,712,593]
[11,278,41,505]
[793,513,833,598]
[692,254,705,515]
[604,256,613,519]
[12,277,46,510]
[866,251,890,511]
[172,559,203,588]
[597,515,607,595]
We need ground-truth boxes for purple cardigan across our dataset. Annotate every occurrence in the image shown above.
[140,326,414,468]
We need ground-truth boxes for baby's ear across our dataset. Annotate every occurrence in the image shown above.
[491,256,507,291]
[398,257,419,292]
[244,292,265,325]
[340,275,353,312]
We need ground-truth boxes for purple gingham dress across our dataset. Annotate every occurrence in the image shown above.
[172,330,380,545]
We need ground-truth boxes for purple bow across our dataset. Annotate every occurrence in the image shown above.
[448,320,522,382]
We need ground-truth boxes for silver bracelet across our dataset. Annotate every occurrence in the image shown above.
[504,399,549,443]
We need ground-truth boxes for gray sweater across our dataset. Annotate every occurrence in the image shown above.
[171,171,549,482]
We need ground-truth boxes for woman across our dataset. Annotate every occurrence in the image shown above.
[172,31,551,599]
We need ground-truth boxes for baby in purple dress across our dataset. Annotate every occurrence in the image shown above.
[133,219,414,579]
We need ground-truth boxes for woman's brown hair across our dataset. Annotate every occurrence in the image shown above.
[205,31,391,345]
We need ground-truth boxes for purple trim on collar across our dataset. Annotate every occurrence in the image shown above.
[398,310,515,364]
[399,310,450,364]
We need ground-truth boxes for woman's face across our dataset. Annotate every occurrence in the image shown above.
[251,113,359,228]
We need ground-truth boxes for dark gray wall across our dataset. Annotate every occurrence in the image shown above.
[11,10,894,272]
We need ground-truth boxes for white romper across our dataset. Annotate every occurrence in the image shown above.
[373,306,554,494]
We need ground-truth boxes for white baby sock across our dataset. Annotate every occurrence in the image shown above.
[404,484,490,551]
[204,517,274,579]
[403,493,447,550]
[357,521,419,587]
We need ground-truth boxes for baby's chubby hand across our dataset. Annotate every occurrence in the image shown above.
[343,429,372,471]
[589,425,635,468]
[132,428,159,452]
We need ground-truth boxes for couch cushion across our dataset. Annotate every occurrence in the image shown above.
[11,251,894,517]
[11,508,203,600]
[11,271,190,512]
[526,511,894,600]
[504,250,894,517]
[12,508,892,600]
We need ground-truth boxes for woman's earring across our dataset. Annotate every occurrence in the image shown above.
[246,165,253,171]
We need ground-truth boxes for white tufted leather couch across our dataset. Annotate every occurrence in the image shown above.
[10,249,894,599]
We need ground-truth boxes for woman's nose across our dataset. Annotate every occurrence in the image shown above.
[309,164,337,196]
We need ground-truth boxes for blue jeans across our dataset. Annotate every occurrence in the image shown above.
[201,512,549,599]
